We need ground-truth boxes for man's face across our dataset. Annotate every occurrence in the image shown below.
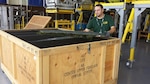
[94,6,104,17]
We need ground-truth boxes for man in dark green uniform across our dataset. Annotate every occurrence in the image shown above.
[84,4,116,36]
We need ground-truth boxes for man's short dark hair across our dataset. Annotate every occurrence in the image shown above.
[95,4,103,9]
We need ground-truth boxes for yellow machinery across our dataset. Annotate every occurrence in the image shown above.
[45,0,76,30]
[75,0,93,30]
[76,4,93,24]
[9,6,26,29]
[46,9,75,30]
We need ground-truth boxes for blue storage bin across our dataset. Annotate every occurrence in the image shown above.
[75,23,87,30]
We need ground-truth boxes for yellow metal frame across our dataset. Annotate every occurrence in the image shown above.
[15,16,25,30]
[127,0,150,65]
[54,20,75,30]
[46,9,74,14]
[125,0,135,3]
[122,8,134,43]
[132,1,150,4]
[46,9,75,30]
[95,1,124,6]
[95,2,125,10]
[125,0,150,3]
[108,0,120,3]
[46,9,57,13]
[76,4,93,29]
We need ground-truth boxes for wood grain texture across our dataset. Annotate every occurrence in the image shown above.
[24,15,51,29]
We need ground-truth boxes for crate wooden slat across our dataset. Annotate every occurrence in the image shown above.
[24,15,51,29]
[0,29,121,84]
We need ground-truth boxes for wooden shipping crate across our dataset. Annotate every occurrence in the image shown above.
[0,29,121,84]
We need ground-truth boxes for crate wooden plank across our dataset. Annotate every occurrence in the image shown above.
[112,42,121,81]
[1,37,14,75]
[15,45,36,84]
[105,45,115,82]
[24,15,51,29]
[43,55,50,84]
[0,35,2,62]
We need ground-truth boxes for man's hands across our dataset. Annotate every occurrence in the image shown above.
[105,31,110,37]
[83,28,90,32]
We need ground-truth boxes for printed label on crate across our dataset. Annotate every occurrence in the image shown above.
[16,47,36,84]
[64,64,98,79]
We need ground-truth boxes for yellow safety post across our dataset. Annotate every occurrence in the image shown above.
[15,16,25,30]
[143,14,150,42]
[143,14,150,31]
[71,20,75,30]
[126,48,135,68]
[122,8,134,43]
[22,16,25,28]
[126,47,135,68]
[147,33,150,40]
[146,32,150,42]
[127,22,133,42]
[129,22,133,33]
[55,20,59,28]
[129,48,135,61]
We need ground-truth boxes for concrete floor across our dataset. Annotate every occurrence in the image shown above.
[0,39,150,84]
[0,63,11,84]
[118,39,150,84]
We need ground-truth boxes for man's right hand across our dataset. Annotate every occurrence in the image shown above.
[83,28,90,32]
